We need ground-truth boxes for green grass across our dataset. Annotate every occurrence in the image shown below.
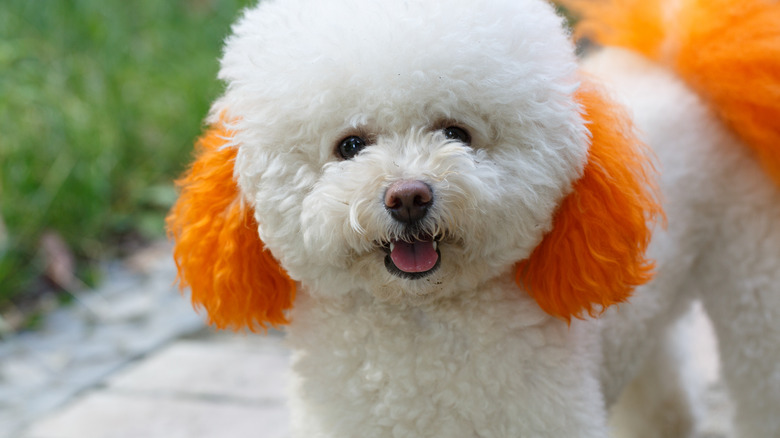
[0,0,252,303]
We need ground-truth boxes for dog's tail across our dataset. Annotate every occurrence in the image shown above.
[561,0,780,185]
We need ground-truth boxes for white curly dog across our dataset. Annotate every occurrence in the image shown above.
[168,0,780,436]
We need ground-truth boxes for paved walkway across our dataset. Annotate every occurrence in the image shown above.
[1,243,734,438]
[20,330,291,438]
[0,242,292,438]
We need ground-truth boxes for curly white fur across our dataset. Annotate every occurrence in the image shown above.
[202,0,780,436]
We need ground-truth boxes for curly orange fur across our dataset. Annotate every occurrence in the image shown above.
[516,80,663,321]
[675,0,780,185]
[562,0,780,185]
[166,125,295,331]
[562,0,668,60]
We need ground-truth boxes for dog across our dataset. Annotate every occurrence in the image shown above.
[167,0,780,436]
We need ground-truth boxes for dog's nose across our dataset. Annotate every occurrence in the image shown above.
[384,180,433,223]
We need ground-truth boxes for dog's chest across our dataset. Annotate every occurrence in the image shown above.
[286,286,604,437]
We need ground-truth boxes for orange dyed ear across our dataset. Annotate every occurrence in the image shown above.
[516,80,664,321]
[166,125,295,331]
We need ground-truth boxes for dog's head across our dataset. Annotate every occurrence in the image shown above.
[167,0,662,330]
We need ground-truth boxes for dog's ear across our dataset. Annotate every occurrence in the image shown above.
[516,80,664,321]
[166,124,295,331]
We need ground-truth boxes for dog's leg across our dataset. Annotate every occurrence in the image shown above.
[695,173,780,437]
[608,321,696,438]
[699,267,780,437]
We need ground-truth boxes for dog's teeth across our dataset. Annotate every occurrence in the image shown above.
[432,241,438,251]
[390,242,395,252]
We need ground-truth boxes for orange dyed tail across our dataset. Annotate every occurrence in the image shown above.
[562,0,780,185]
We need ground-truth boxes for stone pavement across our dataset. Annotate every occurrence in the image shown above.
[19,330,291,438]
[1,242,734,438]
[0,242,215,438]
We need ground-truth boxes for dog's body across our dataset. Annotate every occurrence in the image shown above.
[587,48,780,437]
[168,0,780,436]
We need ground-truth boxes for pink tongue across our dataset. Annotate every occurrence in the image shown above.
[390,239,438,273]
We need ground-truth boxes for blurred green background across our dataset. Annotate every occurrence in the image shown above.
[0,0,252,307]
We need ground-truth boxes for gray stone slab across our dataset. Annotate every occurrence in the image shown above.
[0,244,207,438]
[108,338,290,402]
[21,392,290,438]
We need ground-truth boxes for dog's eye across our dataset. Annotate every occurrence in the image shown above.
[337,136,368,160]
[443,126,471,145]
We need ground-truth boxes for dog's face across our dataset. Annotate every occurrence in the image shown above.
[168,0,660,329]
[218,0,588,303]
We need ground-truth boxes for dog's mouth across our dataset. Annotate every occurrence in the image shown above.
[381,236,441,280]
